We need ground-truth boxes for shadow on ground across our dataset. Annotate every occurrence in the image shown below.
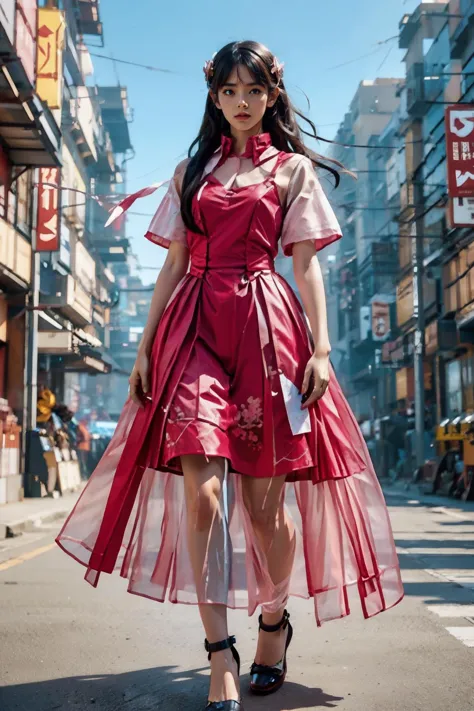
[0,665,343,711]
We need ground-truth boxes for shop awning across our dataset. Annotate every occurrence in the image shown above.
[0,64,61,167]
[63,353,111,374]
[38,329,124,376]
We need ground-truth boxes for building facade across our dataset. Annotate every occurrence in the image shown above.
[326,79,401,435]
[0,1,135,501]
[328,0,474,480]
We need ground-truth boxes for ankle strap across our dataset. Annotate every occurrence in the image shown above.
[204,635,237,659]
[258,609,290,633]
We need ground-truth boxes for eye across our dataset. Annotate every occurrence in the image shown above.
[250,88,262,95]
[223,89,234,96]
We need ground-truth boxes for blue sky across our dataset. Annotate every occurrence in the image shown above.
[92,0,420,280]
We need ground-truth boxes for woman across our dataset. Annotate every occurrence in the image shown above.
[56,41,404,710]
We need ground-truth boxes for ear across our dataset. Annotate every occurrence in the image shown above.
[266,87,280,109]
[209,90,221,110]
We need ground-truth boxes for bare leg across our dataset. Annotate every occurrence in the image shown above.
[242,475,295,665]
[181,454,240,704]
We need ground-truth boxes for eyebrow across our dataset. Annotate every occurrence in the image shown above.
[222,82,262,87]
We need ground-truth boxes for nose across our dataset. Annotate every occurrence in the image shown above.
[237,97,249,108]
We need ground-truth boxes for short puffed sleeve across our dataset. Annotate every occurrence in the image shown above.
[145,161,188,249]
[280,157,342,257]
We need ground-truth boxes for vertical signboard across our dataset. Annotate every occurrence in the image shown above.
[371,301,391,341]
[446,105,474,226]
[37,168,60,252]
[36,7,65,110]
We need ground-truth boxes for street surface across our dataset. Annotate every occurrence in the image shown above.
[1,490,474,711]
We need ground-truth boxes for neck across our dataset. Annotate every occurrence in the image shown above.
[230,123,264,156]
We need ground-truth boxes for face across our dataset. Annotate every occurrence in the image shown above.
[213,64,279,134]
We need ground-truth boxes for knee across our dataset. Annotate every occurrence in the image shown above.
[187,485,221,532]
[246,501,279,538]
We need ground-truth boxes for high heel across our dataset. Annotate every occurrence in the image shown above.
[249,609,293,695]
[204,635,242,710]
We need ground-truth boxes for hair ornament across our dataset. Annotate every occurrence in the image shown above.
[270,56,285,85]
[203,52,217,86]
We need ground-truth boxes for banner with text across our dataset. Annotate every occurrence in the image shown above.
[37,168,60,252]
[36,7,65,110]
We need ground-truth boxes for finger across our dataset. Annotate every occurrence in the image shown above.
[316,379,329,399]
[141,370,150,394]
[301,365,311,395]
[302,390,319,408]
[129,379,143,408]
[302,381,326,408]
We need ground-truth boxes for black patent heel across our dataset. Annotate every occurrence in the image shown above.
[249,609,293,695]
[204,635,242,710]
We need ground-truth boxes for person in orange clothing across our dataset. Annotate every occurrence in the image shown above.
[76,417,92,481]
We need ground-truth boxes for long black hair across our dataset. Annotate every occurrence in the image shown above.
[181,40,348,234]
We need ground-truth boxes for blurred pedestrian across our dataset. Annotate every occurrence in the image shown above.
[76,418,91,481]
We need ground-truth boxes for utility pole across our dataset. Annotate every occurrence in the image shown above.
[23,168,40,496]
[412,124,426,475]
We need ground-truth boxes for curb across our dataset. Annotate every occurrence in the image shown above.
[2,508,71,539]
[381,480,474,512]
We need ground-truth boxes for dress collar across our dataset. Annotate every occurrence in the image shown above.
[220,132,273,165]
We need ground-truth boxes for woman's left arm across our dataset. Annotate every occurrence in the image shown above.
[292,240,331,409]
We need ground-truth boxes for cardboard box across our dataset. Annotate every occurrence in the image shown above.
[0,448,19,477]
[0,474,22,503]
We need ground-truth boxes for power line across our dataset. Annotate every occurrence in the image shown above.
[377,46,393,73]
[325,34,399,71]
[89,52,179,75]
[326,48,384,71]
[319,135,423,150]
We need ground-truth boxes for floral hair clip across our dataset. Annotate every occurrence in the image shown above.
[203,52,217,86]
[270,56,285,85]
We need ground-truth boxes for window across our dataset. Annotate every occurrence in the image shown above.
[462,355,474,412]
[446,360,462,418]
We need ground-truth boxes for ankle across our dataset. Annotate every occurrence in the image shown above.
[261,609,286,627]
[210,648,238,669]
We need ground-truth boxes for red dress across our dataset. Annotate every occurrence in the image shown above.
[56,133,404,626]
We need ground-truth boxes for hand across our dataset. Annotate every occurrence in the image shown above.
[300,352,330,409]
[129,352,150,408]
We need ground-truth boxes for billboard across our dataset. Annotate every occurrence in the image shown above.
[446,105,474,226]
[36,7,65,110]
[371,301,391,341]
[445,105,474,198]
[37,167,60,252]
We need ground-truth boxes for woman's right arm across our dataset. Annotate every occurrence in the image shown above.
[129,242,189,406]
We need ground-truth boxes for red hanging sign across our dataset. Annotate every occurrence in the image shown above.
[37,167,60,251]
[445,105,474,198]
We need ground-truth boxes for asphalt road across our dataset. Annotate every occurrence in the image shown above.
[1,490,474,711]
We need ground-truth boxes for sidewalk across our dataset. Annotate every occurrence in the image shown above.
[1,476,472,542]
[381,477,474,517]
[0,487,83,539]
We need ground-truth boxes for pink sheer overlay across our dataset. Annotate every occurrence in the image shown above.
[145,162,188,248]
[280,156,342,256]
[56,133,403,626]
[57,389,403,625]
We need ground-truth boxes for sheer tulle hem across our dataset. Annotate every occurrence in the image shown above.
[56,529,403,625]
[56,460,404,627]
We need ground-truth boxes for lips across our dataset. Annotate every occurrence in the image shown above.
[235,113,251,119]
